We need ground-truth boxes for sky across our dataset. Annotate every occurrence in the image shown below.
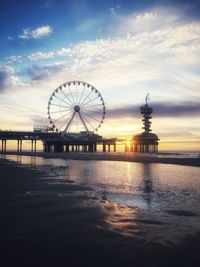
[0,0,200,151]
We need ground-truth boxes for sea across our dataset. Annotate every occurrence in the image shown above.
[1,151,200,241]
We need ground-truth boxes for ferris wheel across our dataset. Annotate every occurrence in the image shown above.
[47,81,105,134]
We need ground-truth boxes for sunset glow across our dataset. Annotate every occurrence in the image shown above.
[0,0,200,151]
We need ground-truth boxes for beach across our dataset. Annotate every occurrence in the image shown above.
[0,156,200,267]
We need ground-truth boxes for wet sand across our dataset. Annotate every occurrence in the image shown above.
[2,151,200,167]
[0,159,200,267]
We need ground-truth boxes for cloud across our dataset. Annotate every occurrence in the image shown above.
[115,8,182,35]
[158,130,198,139]
[3,7,200,103]
[7,55,22,64]
[31,114,49,125]
[8,7,199,79]
[76,19,101,33]
[108,101,200,119]
[27,48,71,61]
[0,66,21,91]
[155,102,200,117]
[27,51,55,61]
[18,26,53,40]
[27,62,65,80]
[109,5,121,16]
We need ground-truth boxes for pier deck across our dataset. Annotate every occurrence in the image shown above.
[0,130,117,153]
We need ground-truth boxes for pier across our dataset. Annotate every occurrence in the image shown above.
[0,130,117,153]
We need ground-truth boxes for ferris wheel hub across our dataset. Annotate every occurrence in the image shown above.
[74,105,80,112]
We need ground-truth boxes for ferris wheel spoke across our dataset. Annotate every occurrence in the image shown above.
[81,96,101,107]
[76,83,78,104]
[50,103,71,109]
[81,110,102,118]
[81,110,101,123]
[81,107,102,113]
[59,111,75,131]
[81,104,103,109]
[60,89,74,106]
[80,89,94,106]
[67,85,76,104]
[53,95,72,107]
[52,110,73,123]
[50,108,72,114]
[78,84,86,105]
[81,112,96,131]
[62,111,76,133]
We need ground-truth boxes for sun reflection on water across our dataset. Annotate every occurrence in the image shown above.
[101,201,144,238]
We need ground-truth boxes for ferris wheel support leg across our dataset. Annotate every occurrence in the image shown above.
[78,112,89,132]
[62,112,76,135]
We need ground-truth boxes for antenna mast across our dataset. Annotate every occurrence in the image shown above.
[145,93,150,105]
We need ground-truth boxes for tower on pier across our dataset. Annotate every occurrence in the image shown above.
[133,93,159,153]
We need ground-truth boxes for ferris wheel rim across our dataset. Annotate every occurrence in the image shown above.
[47,80,106,134]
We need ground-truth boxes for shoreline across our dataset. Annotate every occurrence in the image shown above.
[1,150,200,167]
[1,158,200,266]
[0,159,200,267]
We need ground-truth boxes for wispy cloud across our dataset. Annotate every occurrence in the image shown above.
[18,25,53,40]
[115,7,182,35]
[26,48,71,61]
[0,66,21,91]
[9,8,198,94]
[109,5,121,16]
[7,55,23,64]
[31,114,49,125]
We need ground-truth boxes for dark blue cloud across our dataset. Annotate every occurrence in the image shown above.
[0,70,8,90]
[108,101,200,118]
[0,66,14,91]
[27,63,65,80]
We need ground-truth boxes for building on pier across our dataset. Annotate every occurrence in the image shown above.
[133,94,159,153]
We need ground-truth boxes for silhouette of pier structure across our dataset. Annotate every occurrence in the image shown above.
[0,130,117,153]
[0,81,159,154]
